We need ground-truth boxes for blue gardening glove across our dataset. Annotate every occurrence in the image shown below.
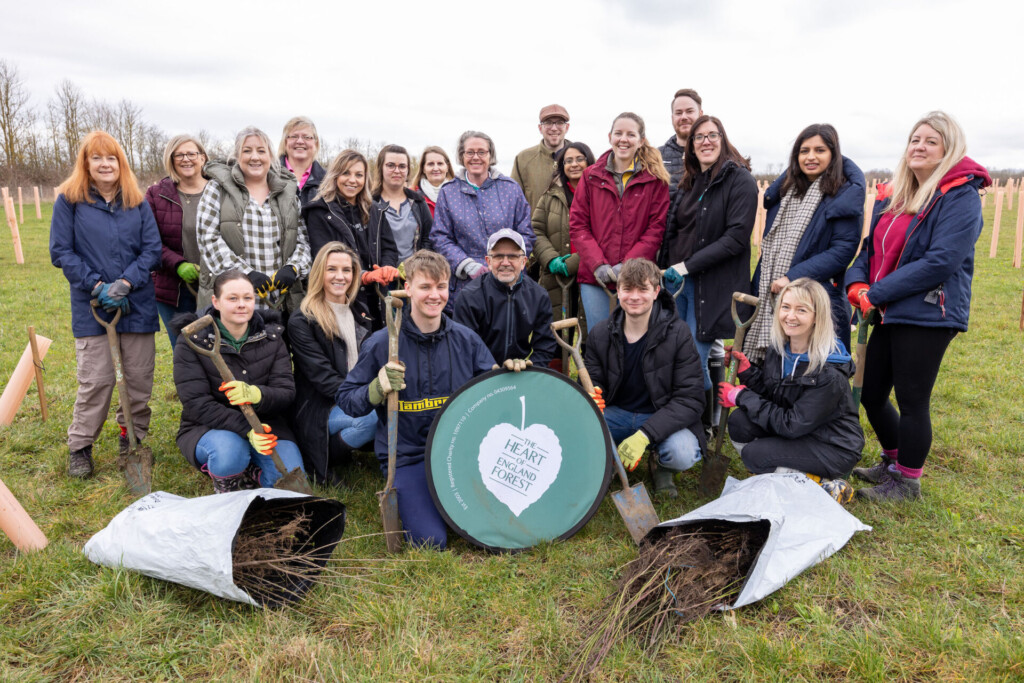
[548,254,570,277]
[92,282,116,312]
[664,264,687,285]
[594,264,617,286]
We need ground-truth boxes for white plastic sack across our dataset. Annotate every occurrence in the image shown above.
[657,473,871,609]
[83,489,340,607]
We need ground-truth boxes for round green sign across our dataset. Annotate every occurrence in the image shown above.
[425,367,612,552]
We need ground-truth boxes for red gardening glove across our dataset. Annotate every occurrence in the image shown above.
[717,382,746,408]
[361,269,377,286]
[361,265,387,286]
[378,265,400,284]
[723,345,751,374]
[588,387,605,413]
[847,282,870,310]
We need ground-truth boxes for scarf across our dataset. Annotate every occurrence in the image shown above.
[418,179,443,203]
[329,301,359,371]
[744,178,824,363]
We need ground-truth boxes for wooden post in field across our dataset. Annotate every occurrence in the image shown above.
[1008,180,1015,210]
[27,327,48,421]
[1014,190,1024,269]
[33,187,41,219]
[5,197,24,264]
[990,189,1003,258]
[17,187,24,223]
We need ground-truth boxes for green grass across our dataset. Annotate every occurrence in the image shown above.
[2,200,1023,681]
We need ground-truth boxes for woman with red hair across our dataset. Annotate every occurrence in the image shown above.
[49,130,162,480]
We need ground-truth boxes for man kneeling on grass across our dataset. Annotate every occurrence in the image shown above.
[584,258,706,498]
[336,250,495,548]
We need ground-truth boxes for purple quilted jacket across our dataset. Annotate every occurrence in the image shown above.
[145,176,188,306]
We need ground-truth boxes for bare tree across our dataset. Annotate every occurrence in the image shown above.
[117,99,144,169]
[0,59,33,175]
[50,80,86,165]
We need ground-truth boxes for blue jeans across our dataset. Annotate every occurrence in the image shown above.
[328,406,378,449]
[667,277,712,391]
[195,429,305,487]
[156,285,197,348]
[392,461,447,549]
[580,283,614,333]
[603,405,702,471]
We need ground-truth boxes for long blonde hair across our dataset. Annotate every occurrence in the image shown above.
[609,112,670,186]
[886,111,967,215]
[315,150,373,224]
[770,278,839,374]
[300,242,362,340]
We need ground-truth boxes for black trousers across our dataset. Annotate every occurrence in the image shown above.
[729,409,861,479]
[859,323,957,470]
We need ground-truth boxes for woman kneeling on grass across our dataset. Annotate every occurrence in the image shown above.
[288,242,378,487]
[718,278,864,504]
[846,111,990,502]
[172,269,304,492]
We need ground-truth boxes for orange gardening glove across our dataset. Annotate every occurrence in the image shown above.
[378,265,400,284]
[361,265,385,286]
[589,387,606,413]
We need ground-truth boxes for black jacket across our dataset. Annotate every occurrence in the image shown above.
[660,160,758,341]
[658,136,686,204]
[453,271,558,365]
[172,308,296,469]
[303,197,399,328]
[734,345,864,456]
[371,187,434,258]
[280,156,326,209]
[584,291,707,450]
[287,304,370,481]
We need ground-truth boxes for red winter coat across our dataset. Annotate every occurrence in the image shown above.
[569,150,670,286]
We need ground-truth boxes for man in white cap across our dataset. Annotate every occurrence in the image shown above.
[511,104,571,211]
[454,228,558,370]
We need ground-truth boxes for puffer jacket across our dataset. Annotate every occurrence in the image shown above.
[49,190,162,338]
[430,169,534,304]
[584,291,707,451]
[755,157,865,348]
[569,150,670,287]
[336,314,495,470]
[658,136,686,203]
[172,308,296,469]
[734,343,864,456]
[847,157,991,330]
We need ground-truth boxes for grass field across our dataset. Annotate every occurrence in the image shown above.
[1,200,1022,681]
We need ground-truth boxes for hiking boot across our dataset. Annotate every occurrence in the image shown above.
[851,454,895,484]
[210,471,248,494]
[856,466,922,502]
[651,462,678,499]
[819,478,855,505]
[241,463,262,490]
[68,446,94,479]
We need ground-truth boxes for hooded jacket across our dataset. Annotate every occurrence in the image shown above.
[659,159,758,341]
[335,314,496,470]
[734,342,864,456]
[171,308,296,469]
[847,157,991,330]
[430,169,535,303]
[754,157,866,347]
[584,290,707,451]
[49,190,162,338]
[453,271,558,366]
[279,156,326,208]
[569,150,670,287]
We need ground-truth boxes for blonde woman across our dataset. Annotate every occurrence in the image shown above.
[410,145,455,217]
[288,242,378,485]
[847,111,990,502]
[719,278,864,503]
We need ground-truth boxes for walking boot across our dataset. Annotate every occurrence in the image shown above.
[240,463,262,490]
[210,471,248,494]
[856,466,922,502]
[851,453,896,484]
[68,445,94,479]
[650,458,678,499]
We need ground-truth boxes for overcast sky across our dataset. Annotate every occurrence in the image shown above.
[6,0,1023,174]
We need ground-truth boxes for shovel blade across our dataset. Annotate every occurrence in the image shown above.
[122,446,154,498]
[610,483,660,544]
[377,488,403,553]
[274,468,314,496]
[699,453,730,498]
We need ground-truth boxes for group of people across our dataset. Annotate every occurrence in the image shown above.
[48,92,990,548]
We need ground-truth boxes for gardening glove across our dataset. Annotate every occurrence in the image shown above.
[220,380,262,406]
[176,262,200,284]
[92,282,117,312]
[271,265,299,294]
[247,270,273,298]
[116,297,131,315]
[847,282,872,316]
[397,260,407,280]
[548,254,570,277]
[361,267,381,286]
[723,345,751,375]
[594,264,617,286]
[717,382,746,408]
[502,358,533,373]
[106,279,131,306]
[368,361,406,405]
[664,262,688,285]
[378,265,400,284]
[459,260,485,280]
[611,263,623,278]
[618,430,650,472]
[247,424,277,455]
[588,387,605,413]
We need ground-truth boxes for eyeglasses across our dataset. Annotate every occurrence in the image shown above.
[384,162,409,172]
[541,119,567,128]
[563,156,587,165]
[287,134,316,142]
[172,151,202,161]
[464,150,490,158]
[692,132,721,144]
[488,252,524,262]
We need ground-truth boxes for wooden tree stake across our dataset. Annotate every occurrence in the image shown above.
[33,187,41,219]
[27,327,48,421]
[990,189,1004,258]
[17,187,23,223]
[4,197,23,264]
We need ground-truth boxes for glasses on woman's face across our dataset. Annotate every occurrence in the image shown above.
[384,162,409,172]
[173,151,201,161]
[464,150,490,158]
[287,134,316,142]
[692,132,721,144]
